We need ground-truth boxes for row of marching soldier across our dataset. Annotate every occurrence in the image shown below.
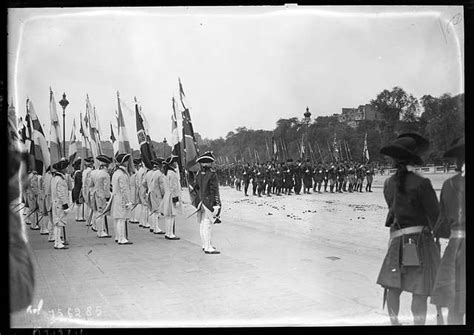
[377,133,465,325]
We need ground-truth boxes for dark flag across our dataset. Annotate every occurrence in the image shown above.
[171,97,184,173]
[135,98,155,170]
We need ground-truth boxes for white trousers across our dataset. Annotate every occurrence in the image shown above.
[114,219,129,243]
[197,208,214,251]
[96,210,108,237]
[75,203,85,220]
[141,206,150,227]
[150,213,164,233]
[131,204,141,222]
[39,212,49,234]
[165,216,176,237]
[47,213,54,240]
[53,226,65,248]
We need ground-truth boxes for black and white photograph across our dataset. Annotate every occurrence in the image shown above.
[8,5,465,328]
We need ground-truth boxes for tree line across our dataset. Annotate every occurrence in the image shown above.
[198,87,464,166]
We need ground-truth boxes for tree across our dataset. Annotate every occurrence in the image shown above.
[370,87,417,123]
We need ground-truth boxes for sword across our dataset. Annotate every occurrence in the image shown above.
[24,207,39,220]
[12,205,27,214]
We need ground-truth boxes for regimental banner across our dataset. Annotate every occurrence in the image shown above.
[27,98,50,173]
[49,89,63,165]
[116,91,131,154]
[135,99,155,170]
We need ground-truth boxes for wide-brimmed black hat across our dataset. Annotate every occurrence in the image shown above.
[133,158,142,165]
[443,136,464,159]
[196,151,215,164]
[380,134,427,165]
[115,153,131,165]
[97,155,113,164]
[53,158,69,171]
[397,132,429,155]
[84,156,94,164]
[73,158,82,169]
[164,155,179,165]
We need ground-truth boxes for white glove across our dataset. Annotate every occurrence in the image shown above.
[125,202,133,209]
[63,207,72,214]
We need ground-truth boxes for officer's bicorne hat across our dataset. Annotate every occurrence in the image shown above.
[380,132,428,166]
[84,156,94,164]
[196,151,215,164]
[443,136,464,159]
[151,157,165,166]
[115,153,131,165]
[53,158,69,171]
[97,155,113,164]
[73,158,82,170]
[164,155,179,165]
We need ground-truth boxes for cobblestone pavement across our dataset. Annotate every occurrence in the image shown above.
[11,174,451,328]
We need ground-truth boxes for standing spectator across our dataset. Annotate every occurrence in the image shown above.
[431,137,465,324]
[377,133,440,325]
[111,154,133,245]
[162,155,182,240]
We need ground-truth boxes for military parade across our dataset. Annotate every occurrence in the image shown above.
[8,6,466,329]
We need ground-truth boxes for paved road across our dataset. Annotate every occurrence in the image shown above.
[11,173,453,328]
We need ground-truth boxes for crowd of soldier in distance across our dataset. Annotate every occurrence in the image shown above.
[212,159,377,197]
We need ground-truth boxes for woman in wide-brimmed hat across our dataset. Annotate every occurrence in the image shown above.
[377,133,440,325]
[430,136,465,324]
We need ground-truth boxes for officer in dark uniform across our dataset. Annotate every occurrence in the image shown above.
[293,160,303,195]
[336,163,345,193]
[347,162,356,192]
[274,162,284,196]
[365,163,375,192]
[302,159,313,194]
[193,151,222,254]
[265,163,274,197]
[356,164,365,192]
[242,162,251,196]
[283,159,294,195]
[431,136,465,324]
[72,158,86,221]
[377,133,440,325]
[323,163,330,192]
[313,162,324,193]
[251,163,259,196]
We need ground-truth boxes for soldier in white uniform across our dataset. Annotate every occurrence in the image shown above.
[25,170,39,228]
[36,171,49,235]
[51,159,72,250]
[111,153,133,245]
[43,166,55,242]
[82,157,94,226]
[90,155,113,238]
[149,158,166,235]
[129,158,142,224]
[162,155,182,240]
[138,160,150,228]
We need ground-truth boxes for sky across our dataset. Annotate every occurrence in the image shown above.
[8,6,464,149]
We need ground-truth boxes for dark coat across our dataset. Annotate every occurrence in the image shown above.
[431,173,465,311]
[72,170,83,204]
[377,172,440,295]
[194,168,221,212]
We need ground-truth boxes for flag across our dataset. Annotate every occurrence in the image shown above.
[116,91,131,154]
[49,89,63,164]
[68,118,78,164]
[135,98,155,170]
[86,95,102,161]
[171,97,184,173]
[110,122,119,156]
[272,135,278,161]
[300,136,305,159]
[363,132,370,162]
[178,79,200,207]
[26,98,50,173]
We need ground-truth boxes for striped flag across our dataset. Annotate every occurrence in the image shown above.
[68,118,78,164]
[116,91,131,154]
[171,97,183,173]
[271,135,278,161]
[86,95,102,162]
[363,132,370,162]
[178,79,200,207]
[135,98,155,170]
[49,89,63,164]
[26,98,50,173]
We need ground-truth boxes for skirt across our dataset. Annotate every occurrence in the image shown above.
[377,231,440,295]
[430,238,465,312]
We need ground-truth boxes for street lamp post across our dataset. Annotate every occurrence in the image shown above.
[304,107,311,160]
[59,93,69,158]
